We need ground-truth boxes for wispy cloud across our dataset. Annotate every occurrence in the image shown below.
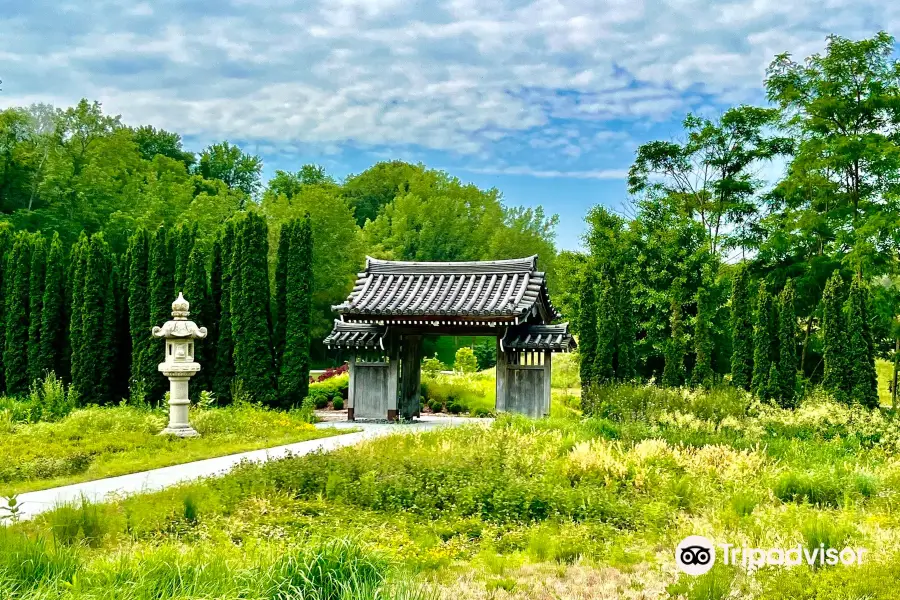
[465,165,629,180]
[1,0,897,178]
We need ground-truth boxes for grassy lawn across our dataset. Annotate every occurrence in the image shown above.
[0,403,350,495]
[4,383,900,599]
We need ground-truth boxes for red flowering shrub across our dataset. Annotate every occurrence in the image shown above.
[309,362,349,384]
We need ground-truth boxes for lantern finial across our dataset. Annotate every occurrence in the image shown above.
[172,292,190,319]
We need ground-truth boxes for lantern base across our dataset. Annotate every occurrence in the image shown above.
[159,425,200,438]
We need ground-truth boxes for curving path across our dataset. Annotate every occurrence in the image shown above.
[12,416,478,522]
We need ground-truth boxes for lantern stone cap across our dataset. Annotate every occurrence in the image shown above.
[151,293,208,339]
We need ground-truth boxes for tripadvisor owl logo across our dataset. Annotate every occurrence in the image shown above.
[676,536,716,575]
[675,535,869,575]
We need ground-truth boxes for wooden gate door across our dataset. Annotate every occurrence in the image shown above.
[352,362,392,419]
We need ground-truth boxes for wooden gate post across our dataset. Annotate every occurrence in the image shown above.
[386,336,400,420]
[347,354,356,420]
[398,334,422,420]
[495,335,508,413]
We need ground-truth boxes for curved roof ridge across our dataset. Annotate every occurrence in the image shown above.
[365,255,538,275]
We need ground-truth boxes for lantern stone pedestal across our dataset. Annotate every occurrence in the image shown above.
[152,292,207,438]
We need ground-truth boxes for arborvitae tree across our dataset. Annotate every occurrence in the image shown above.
[576,270,597,388]
[774,280,798,408]
[822,271,849,403]
[4,235,32,394]
[594,273,616,383]
[692,286,714,389]
[730,266,753,390]
[279,216,313,406]
[183,245,211,399]
[212,221,236,402]
[112,254,131,401]
[174,223,197,293]
[662,292,686,387]
[615,275,637,381]
[751,282,775,399]
[148,227,174,400]
[846,278,879,408]
[76,234,115,404]
[0,228,13,392]
[68,233,88,393]
[39,233,67,379]
[273,220,295,372]
[232,212,277,405]
[27,235,46,383]
[126,229,154,393]
[230,218,247,387]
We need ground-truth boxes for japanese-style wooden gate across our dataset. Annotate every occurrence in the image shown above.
[324,256,575,420]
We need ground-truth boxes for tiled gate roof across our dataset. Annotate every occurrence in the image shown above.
[332,256,557,324]
[323,321,386,349]
[501,323,576,352]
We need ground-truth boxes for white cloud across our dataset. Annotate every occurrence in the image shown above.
[466,165,629,179]
[1,0,898,174]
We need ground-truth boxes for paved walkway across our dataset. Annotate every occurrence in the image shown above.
[13,416,475,522]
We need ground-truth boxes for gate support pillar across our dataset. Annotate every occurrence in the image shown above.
[399,334,422,420]
[347,355,356,421]
[495,335,508,413]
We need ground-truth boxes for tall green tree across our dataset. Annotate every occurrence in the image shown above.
[173,223,197,292]
[662,289,686,387]
[67,233,88,393]
[766,32,900,278]
[39,233,67,379]
[576,271,597,388]
[231,212,276,405]
[692,286,714,388]
[76,234,115,404]
[846,278,879,408]
[279,216,313,406]
[628,106,790,256]
[27,235,46,383]
[594,273,616,383]
[148,226,174,400]
[752,282,775,399]
[111,253,130,401]
[822,271,850,403]
[730,266,754,390]
[273,220,295,372]
[774,280,798,407]
[212,221,236,402]
[126,229,154,392]
[183,245,211,398]
[615,274,637,381]
[197,142,262,199]
[4,235,31,394]
[0,227,13,392]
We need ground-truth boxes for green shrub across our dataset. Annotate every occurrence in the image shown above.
[801,516,855,569]
[47,496,107,547]
[730,492,758,517]
[422,354,446,377]
[299,397,317,424]
[332,397,345,411]
[774,471,844,508]
[447,399,469,414]
[454,347,478,374]
[0,527,79,592]
[309,373,349,401]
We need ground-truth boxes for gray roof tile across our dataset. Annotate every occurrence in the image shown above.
[333,255,558,322]
[501,323,576,352]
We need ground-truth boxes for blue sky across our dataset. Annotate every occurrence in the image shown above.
[2,0,897,250]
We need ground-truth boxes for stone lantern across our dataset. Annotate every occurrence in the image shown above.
[152,292,207,437]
